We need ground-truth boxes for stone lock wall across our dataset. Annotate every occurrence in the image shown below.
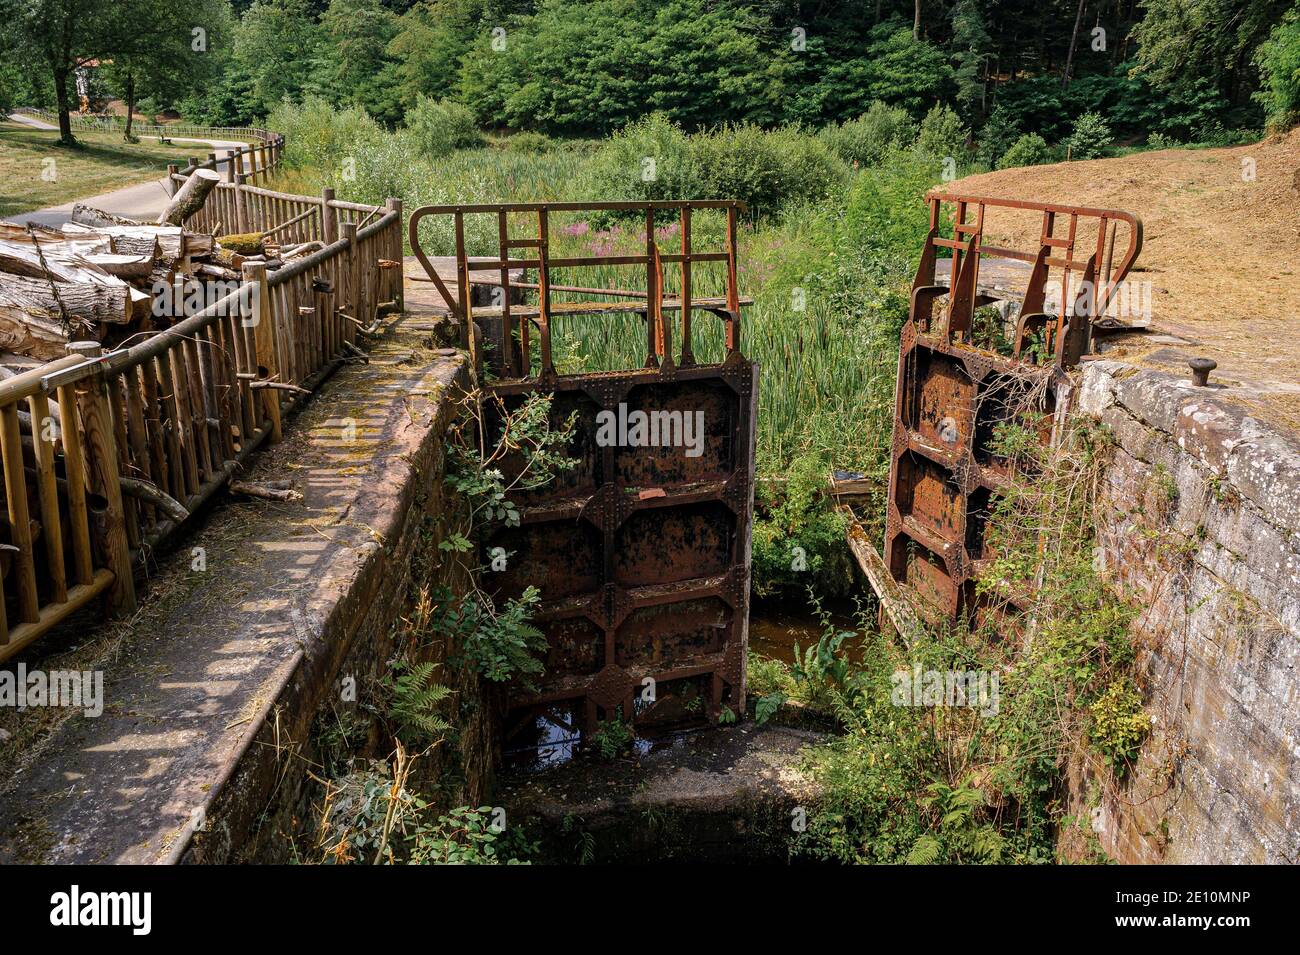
[1068,360,1300,863]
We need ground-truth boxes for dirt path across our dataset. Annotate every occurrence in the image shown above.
[948,129,1300,431]
[5,112,253,227]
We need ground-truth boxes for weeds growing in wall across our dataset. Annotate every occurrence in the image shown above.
[751,416,1150,864]
[304,391,573,865]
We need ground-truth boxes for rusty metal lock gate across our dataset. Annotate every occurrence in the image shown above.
[409,201,758,741]
[884,193,1142,624]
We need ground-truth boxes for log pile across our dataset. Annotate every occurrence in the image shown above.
[0,183,316,363]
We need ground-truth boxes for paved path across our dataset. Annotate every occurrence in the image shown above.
[0,320,466,863]
[6,112,254,227]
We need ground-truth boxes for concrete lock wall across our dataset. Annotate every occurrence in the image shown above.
[1067,360,1300,864]
[189,350,496,863]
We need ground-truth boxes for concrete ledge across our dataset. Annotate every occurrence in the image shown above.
[1080,360,1300,537]
[500,724,822,863]
[0,319,469,863]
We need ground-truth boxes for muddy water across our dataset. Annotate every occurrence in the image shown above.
[748,597,861,664]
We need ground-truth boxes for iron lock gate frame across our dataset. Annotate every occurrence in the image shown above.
[884,192,1143,623]
[409,201,758,737]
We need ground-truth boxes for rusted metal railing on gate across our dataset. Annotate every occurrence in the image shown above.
[408,200,748,380]
[884,192,1143,625]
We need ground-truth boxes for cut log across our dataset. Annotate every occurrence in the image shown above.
[0,231,112,265]
[210,246,246,269]
[0,271,132,325]
[229,480,300,502]
[183,233,214,257]
[282,241,323,260]
[119,477,189,523]
[83,253,154,280]
[0,309,85,359]
[71,203,142,228]
[0,222,63,243]
[0,239,113,283]
[157,168,221,226]
[63,223,180,268]
[147,263,177,295]
[196,262,240,281]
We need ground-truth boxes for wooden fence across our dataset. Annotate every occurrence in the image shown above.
[13,107,276,144]
[0,169,404,663]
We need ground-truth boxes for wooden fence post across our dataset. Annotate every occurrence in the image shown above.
[344,222,359,343]
[66,342,137,615]
[321,188,337,245]
[386,198,404,313]
[242,262,282,442]
[234,171,249,233]
[166,164,179,198]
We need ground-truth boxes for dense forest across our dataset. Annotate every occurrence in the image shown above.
[2,1,1298,147]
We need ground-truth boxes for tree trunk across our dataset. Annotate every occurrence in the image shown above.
[52,66,75,147]
[1062,0,1086,90]
[124,71,136,142]
[0,271,132,326]
[914,0,921,40]
[70,203,142,228]
[0,310,77,360]
[157,169,220,226]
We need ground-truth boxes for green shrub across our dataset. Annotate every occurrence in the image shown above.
[1062,111,1112,160]
[751,454,851,597]
[341,130,422,205]
[1254,7,1300,130]
[997,132,1054,169]
[590,712,633,759]
[268,95,384,173]
[820,100,917,166]
[410,806,534,864]
[915,103,969,160]
[1146,131,1183,149]
[405,95,481,158]
[504,130,554,154]
[1088,679,1149,768]
[584,113,844,218]
[583,112,699,204]
[693,124,844,216]
[763,127,848,206]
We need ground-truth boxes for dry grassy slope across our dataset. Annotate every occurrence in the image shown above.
[947,129,1300,430]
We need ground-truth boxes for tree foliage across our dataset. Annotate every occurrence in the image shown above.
[1254,3,1300,128]
[455,0,786,135]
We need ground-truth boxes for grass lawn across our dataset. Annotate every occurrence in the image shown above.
[0,120,195,218]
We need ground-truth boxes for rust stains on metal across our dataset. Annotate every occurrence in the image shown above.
[410,201,757,739]
[883,192,1142,624]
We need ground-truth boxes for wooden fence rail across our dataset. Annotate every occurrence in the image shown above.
[0,164,403,662]
[13,107,276,143]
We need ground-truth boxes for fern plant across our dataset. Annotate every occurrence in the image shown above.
[385,661,453,745]
[908,778,1004,864]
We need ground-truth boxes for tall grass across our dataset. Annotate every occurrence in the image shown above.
[266,97,948,478]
